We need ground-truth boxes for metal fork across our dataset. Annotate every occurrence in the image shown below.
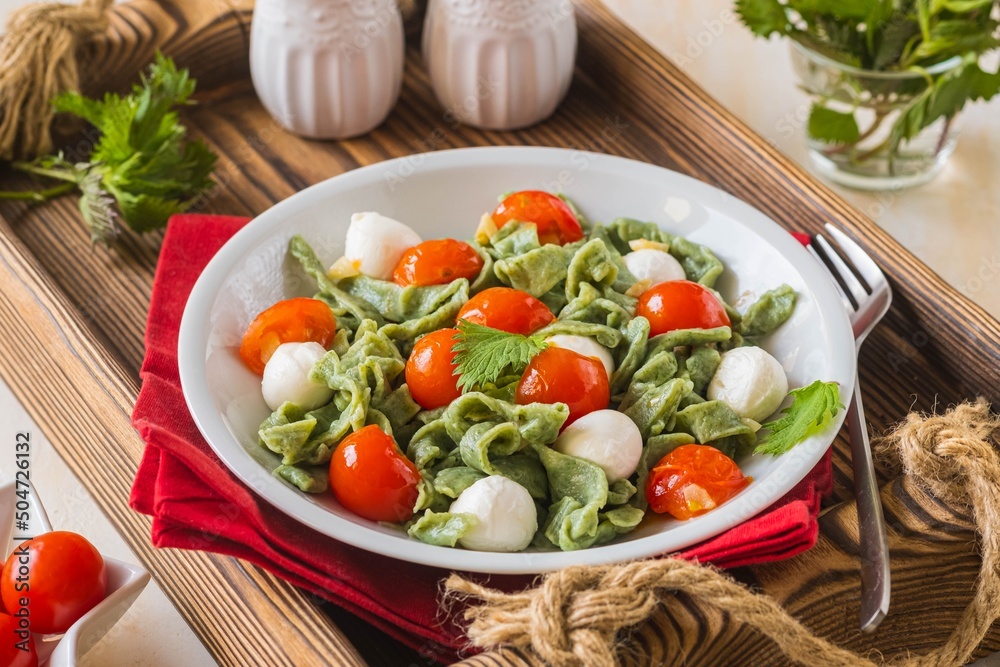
[808,223,893,631]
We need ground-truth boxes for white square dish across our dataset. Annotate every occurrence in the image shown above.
[0,481,150,666]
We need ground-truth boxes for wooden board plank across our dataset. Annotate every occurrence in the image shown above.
[1,0,998,664]
[0,213,369,667]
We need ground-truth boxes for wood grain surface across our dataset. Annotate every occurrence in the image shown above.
[0,0,997,665]
[81,0,254,96]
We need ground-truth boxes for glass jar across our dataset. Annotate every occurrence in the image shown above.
[789,41,964,190]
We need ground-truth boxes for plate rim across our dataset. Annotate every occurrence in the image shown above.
[177,146,856,574]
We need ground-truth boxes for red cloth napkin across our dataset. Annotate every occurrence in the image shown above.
[130,214,833,662]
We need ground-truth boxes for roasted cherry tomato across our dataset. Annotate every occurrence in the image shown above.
[515,346,610,427]
[0,613,36,667]
[636,280,731,337]
[239,297,337,375]
[491,190,584,246]
[392,239,485,287]
[330,425,421,523]
[457,287,555,335]
[645,444,750,520]
[406,328,462,410]
[1,531,108,635]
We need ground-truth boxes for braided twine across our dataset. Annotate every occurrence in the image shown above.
[0,0,114,159]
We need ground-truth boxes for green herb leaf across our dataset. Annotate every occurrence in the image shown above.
[0,52,216,244]
[807,105,861,144]
[116,192,186,233]
[738,0,1000,92]
[871,16,921,69]
[451,321,548,392]
[735,0,789,38]
[77,168,118,243]
[934,0,996,12]
[754,380,844,456]
[910,19,1000,61]
[892,59,1000,144]
[792,0,872,20]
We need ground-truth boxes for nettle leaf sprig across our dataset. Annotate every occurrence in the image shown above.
[737,0,1000,149]
[0,53,217,244]
[451,321,548,391]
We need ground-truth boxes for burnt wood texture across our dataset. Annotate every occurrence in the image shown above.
[0,0,997,665]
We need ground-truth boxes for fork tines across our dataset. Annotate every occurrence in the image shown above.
[809,225,882,311]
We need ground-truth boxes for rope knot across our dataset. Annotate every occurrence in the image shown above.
[877,400,1000,507]
[527,567,622,666]
[449,400,1000,667]
[0,0,114,159]
[7,2,109,33]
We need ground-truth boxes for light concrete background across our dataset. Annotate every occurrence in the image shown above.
[0,1,997,665]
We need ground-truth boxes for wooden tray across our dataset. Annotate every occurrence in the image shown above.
[0,0,998,665]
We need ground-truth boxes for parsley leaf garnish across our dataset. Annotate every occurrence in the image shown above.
[754,380,844,456]
[451,321,548,392]
[0,53,216,244]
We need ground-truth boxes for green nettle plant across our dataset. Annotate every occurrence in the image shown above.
[736,0,1000,186]
[0,54,216,244]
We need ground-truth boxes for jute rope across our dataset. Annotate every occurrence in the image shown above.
[0,0,113,160]
[446,400,1000,667]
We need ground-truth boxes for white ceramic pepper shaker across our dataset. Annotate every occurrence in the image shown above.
[422,0,577,130]
[250,0,405,139]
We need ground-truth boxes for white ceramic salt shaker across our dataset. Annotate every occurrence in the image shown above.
[250,0,405,139]
[422,0,577,130]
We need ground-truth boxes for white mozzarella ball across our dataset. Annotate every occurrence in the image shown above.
[449,476,537,552]
[545,334,615,379]
[624,249,686,286]
[707,346,788,422]
[261,342,334,411]
[344,212,422,280]
[553,410,643,482]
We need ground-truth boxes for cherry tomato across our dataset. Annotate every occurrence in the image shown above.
[515,347,610,427]
[636,280,731,337]
[406,328,462,410]
[392,239,485,287]
[0,613,36,667]
[1,531,107,635]
[492,190,584,245]
[330,425,421,523]
[457,287,555,335]
[645,444,750,520]
[239,297,337,375]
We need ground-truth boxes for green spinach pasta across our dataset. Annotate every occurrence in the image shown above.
[239,192,821,554]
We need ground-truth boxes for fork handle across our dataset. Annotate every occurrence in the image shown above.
[847,379,891,631]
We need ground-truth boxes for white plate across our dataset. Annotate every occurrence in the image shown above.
[178,147,855,574]
[0,481,150,665]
